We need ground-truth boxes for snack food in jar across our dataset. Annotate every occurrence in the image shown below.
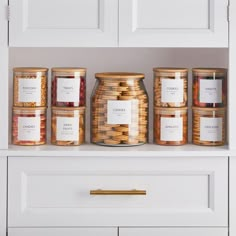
[192,68,227,107]
[51,67,86,107]
[91,72,148,146]
[13,67,48,107]
[12,107,47,145]
[192,107,226,146]
[51,107,85,146]
[153,68,188,107]
[154,107,188,145]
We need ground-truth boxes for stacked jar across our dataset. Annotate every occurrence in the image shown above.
[51,68,86,146]
[153,68,188,145]
[192,68,227,146]
[91,72,148,146]
[12,67,48,145]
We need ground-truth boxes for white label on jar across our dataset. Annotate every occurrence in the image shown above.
[200,117,222,141]
[200,79,222,103]
[18,78,41,103]
[107,100,132,124]
[18,117,40,141]
[56,117,79,141]
[161,79,184,103]
[57,78,80,102]
[160,117,183,141]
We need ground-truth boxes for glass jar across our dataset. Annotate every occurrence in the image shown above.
[13,67,48,107]
[192,107,226,146]
[154,107,188,145]
[192,68,227,107]
[51,107,85,146]
[12,107,47,145]
[153,68,188,107]
[91,72,148,146]
[51,67,86,107]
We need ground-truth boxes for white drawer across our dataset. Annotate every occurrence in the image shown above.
[8,156,228,227]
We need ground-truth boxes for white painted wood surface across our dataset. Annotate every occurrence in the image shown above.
[119,0,228,47]
[230,157,236,236]
[9,0,118,47]
[8,228,117,236]
[8,156,227,227]
[119,228,228,236]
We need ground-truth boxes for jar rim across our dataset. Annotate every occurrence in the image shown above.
[12,106,47,111]
[13,67,48,72]
[153,67,188,73]
[51,67,86,72]
[95,72,144,79]
[192,68,227,73]
[192,106,226,111]
[52,106,86,111]
[155,107,188,111]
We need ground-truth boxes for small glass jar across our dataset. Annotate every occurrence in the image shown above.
[91,72,148,146]
[192,68,227,107]
[154,107,188,145]
[13,67,48,107]
[192,107,226,146]
[51,107,85,146]
[12,107,47,145]
[51,67,86,107]
[153,68,188,107]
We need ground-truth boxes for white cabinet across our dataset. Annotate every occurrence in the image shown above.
[119,228,228,236]
[8,0,228,47]
[0,157,6,236]
[8,228,117,236]
[8,156,227,227]
[119,0,229,47]
[9,0,118,47]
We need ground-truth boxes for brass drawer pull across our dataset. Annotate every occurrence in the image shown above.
[90,189,146,195]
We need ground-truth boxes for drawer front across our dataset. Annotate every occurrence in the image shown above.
[119,228,227,236]
[8,228,117,236]
[8,156,228,227]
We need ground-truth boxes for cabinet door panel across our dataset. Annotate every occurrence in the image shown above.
[9,0,118,47]
[119,0,228,47]
[8,228,117,236]
[8,156,227,227]
[119,228,227,236]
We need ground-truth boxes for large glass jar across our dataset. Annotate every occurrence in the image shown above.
[153,68,188,107]
[192,107,226,146]
[154,107,188,145]
[91,72,148,146]
[13,67,48,107]
[192,68,227,107]
[12,107,47,145]
[51,107,85,146]
[51,67,86,107]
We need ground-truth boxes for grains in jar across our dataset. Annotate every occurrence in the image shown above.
[153,68,188,107]
[91,72,148,146]
[51,107,85,146]
[51,67,86,107]
[192,68,227,107]
[192,107,226,146]
[12,107,47,145]
[154,107,188,145]
[13,67,48,107]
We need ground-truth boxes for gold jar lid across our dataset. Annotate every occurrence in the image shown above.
[192,68,227,73]
[51,67,86,72]
[12,106,47,111]
[95,72,145,80]
[13,67,48,72]
[192,106,226,112]
[153,67,188,73]
[52,106,85,111]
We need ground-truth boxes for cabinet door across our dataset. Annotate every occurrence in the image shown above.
[119,228,227,236]
[8,156,227,227]
[8,228,117,236]
[9,0,118,47]
[119,0,228,47]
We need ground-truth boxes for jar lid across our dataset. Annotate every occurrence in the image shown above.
[155,107,188,111]
[12,106,47,111]
[153,67,188,73]
[95,72,145,79]
[13,67,48,72]
[51,67,86,72]
[192,106,226,111]
[52,106,86,111]
[192,68,227,73]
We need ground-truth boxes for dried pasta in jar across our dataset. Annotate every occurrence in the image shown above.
[13,67,48,107]
[51,107,85,146]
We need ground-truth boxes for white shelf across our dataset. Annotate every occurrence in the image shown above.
[4,144,229,157]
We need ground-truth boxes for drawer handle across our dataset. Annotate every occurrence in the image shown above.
[90,189,146,195]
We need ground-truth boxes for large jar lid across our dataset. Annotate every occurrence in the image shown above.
[95,72,145,79]
[52,106,86,111]
[192,106,226,111]
[52,67,86,72]
[12,106,47,111]
[153,67,188,72]
[155,107,188,111]
[192,68,227,73]
[13,67,48,72]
